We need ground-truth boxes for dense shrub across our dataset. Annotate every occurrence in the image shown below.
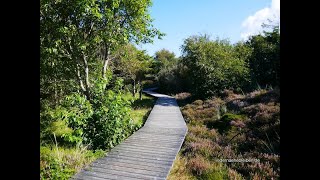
[40,93,94,146]
[247,27,280,88]
[86,89,135,150]
[41,78,136,150]
[180,35,250,99]
[157,60,191,94]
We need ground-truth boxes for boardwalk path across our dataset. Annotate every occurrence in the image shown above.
[72,88,188,180]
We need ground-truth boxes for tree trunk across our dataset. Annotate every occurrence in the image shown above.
[82,54,91,100]
[138,80,142,100]
[54,78,58,105]
[75,55,90,100]
[102,45,110,79]
[102,58,109,79]
[76,63,86,93]
[60,86,63,101]
[132,79,136,97]
[67,41,90,100]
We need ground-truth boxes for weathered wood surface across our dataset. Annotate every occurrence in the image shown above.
[72,88,187,180]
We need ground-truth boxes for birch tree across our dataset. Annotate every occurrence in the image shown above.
[40,0,163,100]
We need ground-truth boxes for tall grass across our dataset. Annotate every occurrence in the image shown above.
[40,145,105,179]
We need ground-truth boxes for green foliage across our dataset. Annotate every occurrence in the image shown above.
[180,35,250,99]
[40,0,164,101]
[40,0,164,178]
[247,26,280,88]
[152,49,192,94]
[111,44,153,96]
[200,165,229,180]
[152,49,178,73]
[87,91,134,149]
[41,78,136,150]
[40,146,73,180]
[41,93,93,145]
[49,120,73,139]
[83,78,135,150]
[157,60,191,94]
[155,25,279,98]
[129,94,155,128]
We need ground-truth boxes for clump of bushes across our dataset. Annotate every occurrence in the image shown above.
[41,79,137,150]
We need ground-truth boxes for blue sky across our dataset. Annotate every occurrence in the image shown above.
[137,0,280,57]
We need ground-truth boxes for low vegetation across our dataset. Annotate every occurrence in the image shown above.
[168,88,280,179]
[40,92,155,179]
[40,145,105,179]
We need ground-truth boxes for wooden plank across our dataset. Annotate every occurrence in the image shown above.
[112,146,178,155]
[106,151,176,162]
[101,155,173,165]
[82,167,166,180]
[87,162,170,176]
[113,145,178,154]
[93,158,173,170]
[74,170,150,180]
[115,142,182,150]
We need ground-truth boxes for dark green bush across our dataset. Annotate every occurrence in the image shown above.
[157,61,191,94]
[247,27,280,88]
[181,35,250,99]
[41,78,136,150]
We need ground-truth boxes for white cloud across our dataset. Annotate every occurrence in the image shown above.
[241,0,280,40]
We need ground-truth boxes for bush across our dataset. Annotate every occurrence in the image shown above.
[247,27,280,88]
[85,79,135,150]
[200,163,229,180]
[41,78,136,150]
[188,125,218,140]
[187,155,210,175]
[157,61,191,94]
[40,94,93,146]
[185,138,216,158]
[208,113,247,134]
[181,35,250,99]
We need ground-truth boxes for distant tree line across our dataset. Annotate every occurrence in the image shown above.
[155,25,280,99]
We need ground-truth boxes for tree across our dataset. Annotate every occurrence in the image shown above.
[112,44,152,98]
[40,0,164,150]
[181,35,250,98]
[40,0,164,100]
[150,49,177,75]
[246,25,280,87]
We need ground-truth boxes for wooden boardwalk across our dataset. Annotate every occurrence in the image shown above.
[72,88,188,180]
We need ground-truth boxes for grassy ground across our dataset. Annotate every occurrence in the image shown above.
[168,153,196,180]
[125,92,156,127]
[168,89,280,180]
[40,145,105,179]
[40,92,156,180]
